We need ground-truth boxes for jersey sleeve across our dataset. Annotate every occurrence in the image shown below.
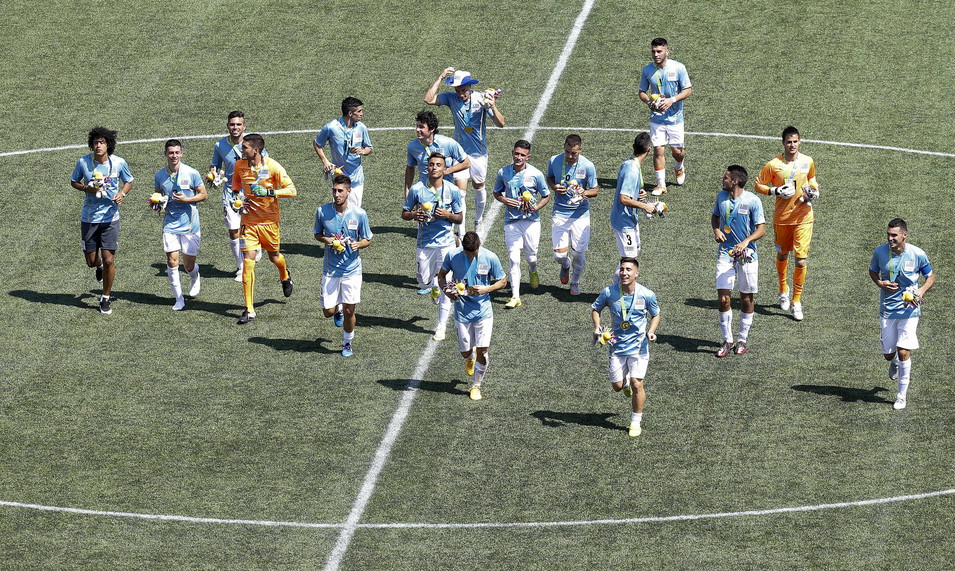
[315,125,331,148]
[678,64,691,89]
[406,142,417,167]
[584,162,597,188]
[118,159,134,183]
[489,252,505,281]
[449,140,467,163]
[546,156,558,180]
[638,66,650,92]
[359,211,373,241]
[440,250,454,272]
[71,158,87,183]
[619,163,639,200]
[807,157,819,189]
[754,161,775,195]
[450,187,463,214]
[313,206,326,236]
[359,124,373,149]
[751,196,766,225]
[918,251,933,276]
[402,189,418,212]
[591,287,610,312]
[436,91,455,108]
[535,172,550,196]
[211,142,223,169]
[493,168,507,194]
[647,291,660,318]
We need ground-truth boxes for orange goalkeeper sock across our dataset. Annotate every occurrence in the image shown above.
[776,259,789,294]
[793,266,807,303]
[242,259,256,312]
[273,253,289,281]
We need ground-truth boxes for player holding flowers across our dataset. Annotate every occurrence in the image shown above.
[591,257,660,437]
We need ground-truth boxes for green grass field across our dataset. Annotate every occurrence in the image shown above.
[2,1,954,569]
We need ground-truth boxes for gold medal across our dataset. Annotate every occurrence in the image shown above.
[464,126,474,134]
[724,225,731,233]
[621,321,631,330]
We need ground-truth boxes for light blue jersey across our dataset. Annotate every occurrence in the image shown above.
[210,137,267,205]
[403,180,462,249]
[406,134,468,184]
[870,243,933,319]
[437,91,494,156]
[313,118,373,187]
[639,60,691,125]
[547,154,597,220]
[592,283,660,357]
[441,247,505,324]
[313,203,373,278]
[610,157,644,231]
[154,164,203,235]
[493,163,549,223]
[713,190,765,260]
[70,154,134,223]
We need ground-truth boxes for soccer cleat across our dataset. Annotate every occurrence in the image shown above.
[529,271,540,289]
[888,359,899,380]
[778,290,791,311]
[429,287,440,304]
[559,265,570,284]
[504,297,522,309]
[716,341,732,358]
[622,385,633,398]
[95,265,104,283]
[569,284,581,296]
[99,297,112,315]
[628,423,642,437]
[281,272,293,297]
[893,394,906,410]
[172,297,185,311]
[651,185,667,197]
[333,310,344,328]
[465,357,476,376]
[188,275,201,297]
[469,384,483,401]
[675,168,686,185]
[237,310,256,324]
[416,287,431,295]
[341,342,353,358]
[733,341,747,355]
[234,268,243,282]
[792,302,804,321]
[432,327,446,341]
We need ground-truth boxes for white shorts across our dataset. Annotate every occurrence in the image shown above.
[454,154,488,185]
[614,227,641,257]
[416,245,453,288]
[322,273,362,308]
[716,256,759,293]
[880,317,920,353]
[609,353,649,384]
[162,232,201,256]
[456,315,493,352]
[551,215,591,252]
[504,220,541,258]
[649,121,685,148]
[223,205,241,231]
[347,183,364,208]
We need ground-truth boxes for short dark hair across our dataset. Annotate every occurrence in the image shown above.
[888,218,908,233]
[462,231,481,252]
[727,165,748,188]
[165,139,182,151]
[87,126,118,155]
[342,97,363,117]
[650,37,668,48]
[428,151,446,162]
[332,174,352,187]
[564,134,582,148]
[243,133,265,152]
[782,125,800,140]
[514,139,532,151]
[227,110,245,121]
[619,257,639,269]
[416,110,438,132]
[632,132,651,156]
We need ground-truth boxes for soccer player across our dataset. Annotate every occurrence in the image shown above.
[638,37,692,196]
[232,133,296,325]
[425,67,506,230]
[209,110,267,281]
[868,218,935,410]
[153,139,207,310]
[405,110,470,238]
[402,152,464,341]
[546,134,598,295]
[314,175,373,357]
[591,257,660,437]
[611,132,666,258]
[312,97,373,207]
[711,165,766,357]
[492,139,550,309]
[754,126,820,321]
[438,231,507,401]
[69,126,134,315]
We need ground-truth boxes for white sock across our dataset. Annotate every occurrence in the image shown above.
[898,358,912,397]
[630,411,643,426]
[527,257,538,273]
[674,160,684,171]
[343,329,355,343]
[437,292,451,324]
[473,187,487,223]
[474,358,488,385]
[737,312,754,342]
[509,250,522,299]
[187,265,200,296]
[167,266,183,299]
[571,250,586,283]
[655,168,666,187]
[230,238,243,269]
[719,310,733,342]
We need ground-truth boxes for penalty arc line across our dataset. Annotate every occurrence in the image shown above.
[321,0,598,569]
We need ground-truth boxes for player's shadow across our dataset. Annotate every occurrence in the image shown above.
[655,333,720,353]
[9,289,93,308]
[119,290,274,317]
[539,284,595,303]
[361,314,429,334]
[247,336,340,354]
[370,225,417,238]
[596,177,618,190]
[531,410,625,432]
[363,272,418,289]
[378,378,468,396]
[683,297,777,316]
[279,242,323,258]
[792,384,892,404]
[148,262,238,279]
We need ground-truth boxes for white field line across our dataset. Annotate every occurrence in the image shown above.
[322,1,597,569]
[4,487,954,530]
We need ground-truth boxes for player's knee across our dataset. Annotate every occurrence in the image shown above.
[323,307,336,318]
[343,304,356,317]
[795,257,808,268]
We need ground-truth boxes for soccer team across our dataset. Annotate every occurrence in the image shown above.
[69,38,935,432]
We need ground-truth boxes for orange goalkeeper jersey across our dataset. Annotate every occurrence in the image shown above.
[232,157,296,225]
[753,153,818,226]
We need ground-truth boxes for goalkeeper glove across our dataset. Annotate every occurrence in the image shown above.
[251,184,275,197]
[771,184,795,199]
